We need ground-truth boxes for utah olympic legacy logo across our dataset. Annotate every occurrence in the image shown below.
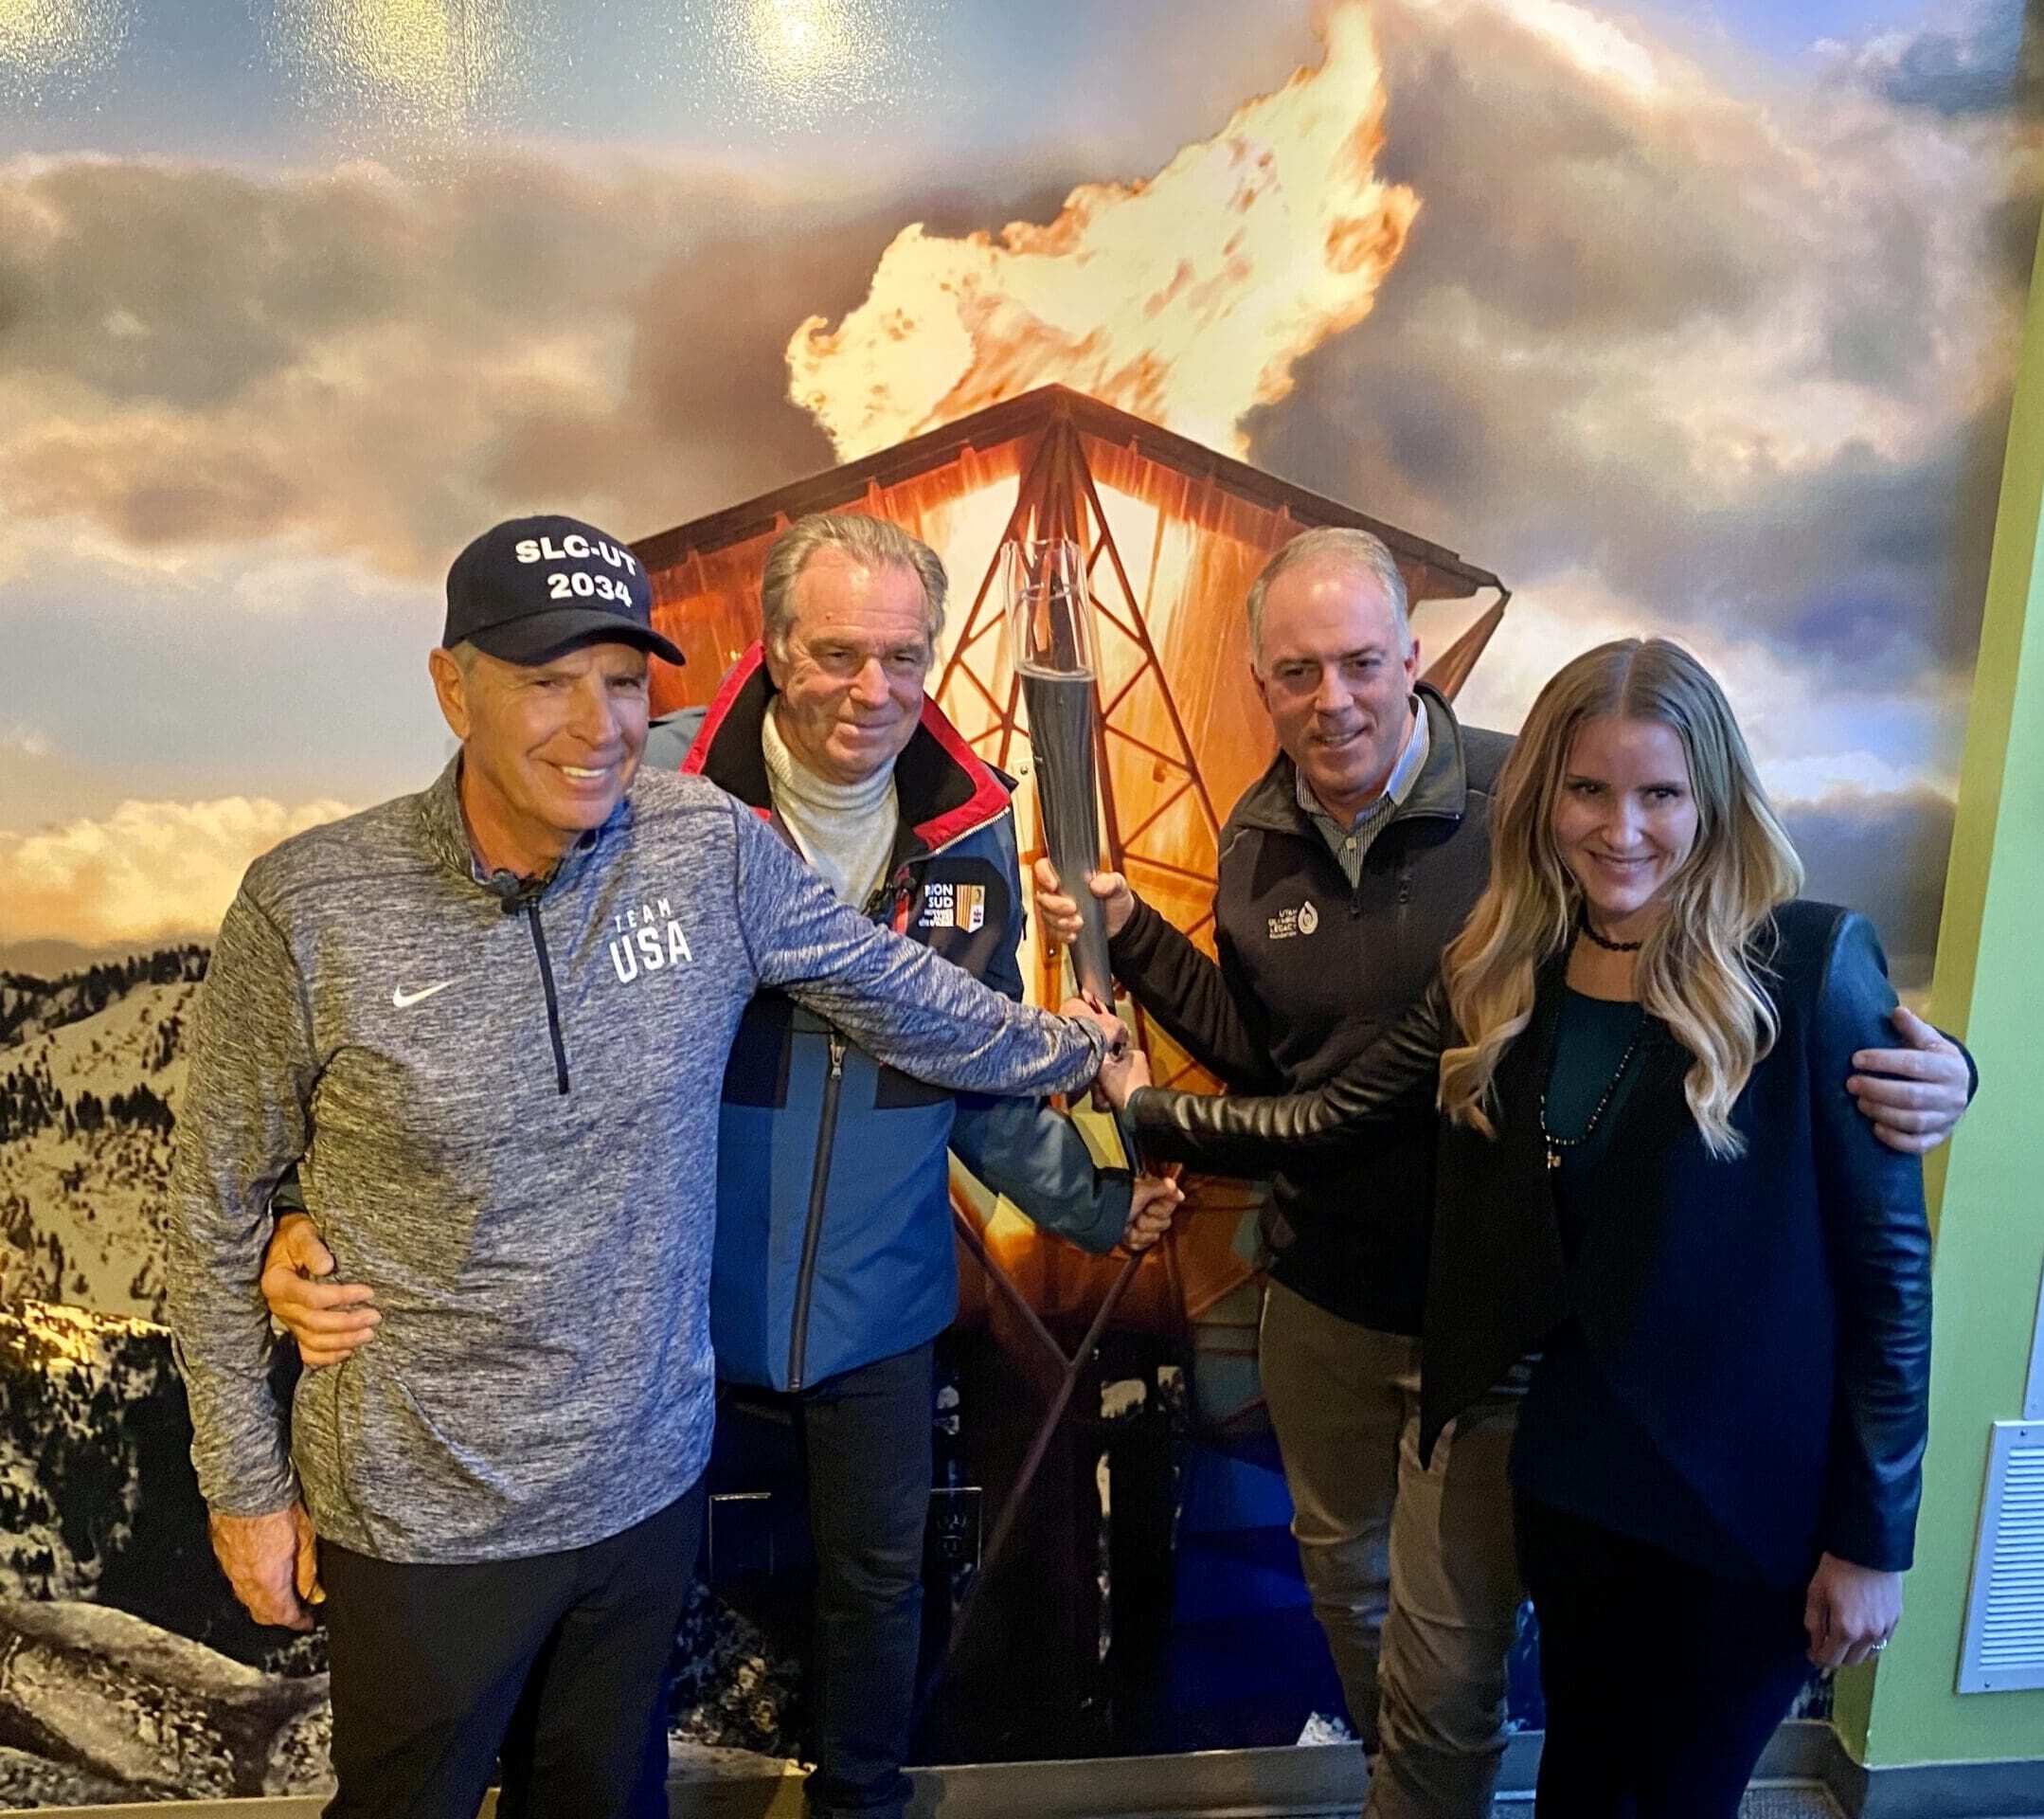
[1266,900,1321,941]
[609,896,694,983]
[919,881,987,933]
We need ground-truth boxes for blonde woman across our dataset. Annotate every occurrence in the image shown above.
[1090,639,1934,1817]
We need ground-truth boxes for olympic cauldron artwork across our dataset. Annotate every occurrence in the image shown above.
[637,384,1509,1425]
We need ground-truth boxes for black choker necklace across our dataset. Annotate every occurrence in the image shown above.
[1577,912,1643,954]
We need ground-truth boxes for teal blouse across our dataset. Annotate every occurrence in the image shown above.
[1511,990,1771,1585]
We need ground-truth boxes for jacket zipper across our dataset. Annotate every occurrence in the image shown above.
[786,1031,846,1392]
[522,902,571,1094]
[781,869,908,1389]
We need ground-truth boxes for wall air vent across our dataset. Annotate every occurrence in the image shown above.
[1957,1422,2044,1693]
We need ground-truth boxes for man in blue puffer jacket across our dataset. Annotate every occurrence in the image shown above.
[263,513,1176,1819]
[660,513,1176,1819]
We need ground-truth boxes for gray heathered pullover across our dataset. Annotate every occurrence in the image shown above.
[167,759,1103,1564]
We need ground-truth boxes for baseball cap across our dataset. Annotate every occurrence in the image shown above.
[443,514,685,667]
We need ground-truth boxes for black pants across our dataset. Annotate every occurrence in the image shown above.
[320,1486,705,1819]
[1518,1497,1813,1819]
[793,1342,935,1819]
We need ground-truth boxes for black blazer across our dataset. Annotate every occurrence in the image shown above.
[1128,900,1932,1586]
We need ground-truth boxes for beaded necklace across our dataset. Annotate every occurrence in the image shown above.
[1539,934,1646,1172]
[1576,910,1643,953]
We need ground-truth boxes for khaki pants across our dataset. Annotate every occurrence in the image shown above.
[1259,1280,1523,1819]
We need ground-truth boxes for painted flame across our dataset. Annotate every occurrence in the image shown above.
[787,0,1419,461]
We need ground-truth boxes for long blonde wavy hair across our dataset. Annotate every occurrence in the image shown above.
[1437,639,1803,1159]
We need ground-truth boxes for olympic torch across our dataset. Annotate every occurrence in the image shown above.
[1002,535,1111,1000]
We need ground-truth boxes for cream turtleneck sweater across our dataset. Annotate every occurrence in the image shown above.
[761,705,901,910]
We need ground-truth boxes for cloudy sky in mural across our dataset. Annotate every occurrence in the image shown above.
[0,0,2034,982]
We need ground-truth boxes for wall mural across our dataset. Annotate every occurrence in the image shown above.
[0,0,2035,1800]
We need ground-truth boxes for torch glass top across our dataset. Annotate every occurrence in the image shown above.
[1002,535,1098,679]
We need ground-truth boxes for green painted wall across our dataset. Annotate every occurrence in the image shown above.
[1838,199,2044,1768]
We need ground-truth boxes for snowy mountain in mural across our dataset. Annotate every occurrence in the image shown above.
[0,1598,331,1802]
[0,951,206,1321]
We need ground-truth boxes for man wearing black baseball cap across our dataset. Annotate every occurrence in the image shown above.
[167,513,1123,1819]
[430,514,686,885]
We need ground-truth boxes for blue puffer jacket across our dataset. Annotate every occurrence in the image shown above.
[661,645,1132,1393]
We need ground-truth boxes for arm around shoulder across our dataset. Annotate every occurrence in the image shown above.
[1808,910,1932,1572]
[733,801,1103,1099]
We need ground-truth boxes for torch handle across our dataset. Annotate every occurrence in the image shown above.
[1048,840,1114,1004]
[1019,668,1113,1003]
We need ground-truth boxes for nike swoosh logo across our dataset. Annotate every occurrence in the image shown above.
[391,981,456,1009]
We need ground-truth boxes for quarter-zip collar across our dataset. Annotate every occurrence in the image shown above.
[417,754,618,1098]
[417,753,614,902]
[684,642,1013,863]
[1231,682,1472,845]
